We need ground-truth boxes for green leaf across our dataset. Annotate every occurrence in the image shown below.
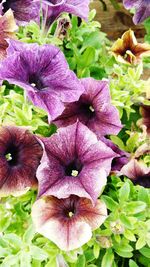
[101,249,114,267]
[110,136,125,150]
[136,236,146,250]
[125,201,146,214]
[119,182,130,202]
[101,196,118,211]
[120,214,133,229]
[124,230,136,242]
[76,255,86,267]
[20,252,31,267]
[139,247,150,258]
[93,242,100,259]
[30,245,48,261]
[129,259,139,267]
[23,224,35,244]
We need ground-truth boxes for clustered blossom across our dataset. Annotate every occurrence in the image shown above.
[0,9,18,60]
[111,29,150,65]
[123,0,150,24]
[1,0,148,252]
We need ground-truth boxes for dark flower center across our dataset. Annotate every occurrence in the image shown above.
[49,0,62,4]
[65,160,83,177]
[1,0,12,13]
[29,74,44,90]
[80,102,95,119]
[5,145,19,167]
[63,197,77,218]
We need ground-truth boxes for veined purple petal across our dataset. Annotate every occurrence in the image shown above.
[0,0,40,25]
[42,0,90,26]
[37,122,117,203]
[0,40,84,123]
[54,78,122,138]
[123,0,150,24]
[31,195,107,251]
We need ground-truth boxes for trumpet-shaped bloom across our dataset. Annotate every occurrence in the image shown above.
[123,0,150,24]
[37,122,117,203]
[0,0,40,25]
[0,126,42,196]
[53,78,122,138]
[0,9,18,60]
[0,40,84,123]
[31,195,107,251]
[111,29,150,64]
[42,0,90,26]
[121,159,150,188]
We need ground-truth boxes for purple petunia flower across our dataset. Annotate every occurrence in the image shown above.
[0,0,40,25]
[0,40,84,123]
[123,0,150,24]
[53,78,122,138]
[0,126,42,197]
[42,0,90,26]
[37,122,118,203]
[31,195,107,251]
[121,159,150,188]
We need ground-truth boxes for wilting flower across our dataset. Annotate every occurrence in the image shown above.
[0,9,18,60]
[123,0,150,24]
[101,137,129,172]
[111,29,150,64]
[31,195,107,251]
[37,122,117,203]
[55,17,71,40]
[121,159,150,188]
[0,0,40,25]
[0,126,42,196]
[0,40,84,123]
[42,0,90,27]
[53,78,122,138]
[138,105,150,136]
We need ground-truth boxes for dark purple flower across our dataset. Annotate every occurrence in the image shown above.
[0,0,40,25]
[37,122,117,203]
[42,0,90,26]
[31,195,107,251]
[123,0,150,24]
[0,126,42,197]
[101,137,130,172]
[53,78,122,138]
[0,40,84,123]
[121,159,150,188]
